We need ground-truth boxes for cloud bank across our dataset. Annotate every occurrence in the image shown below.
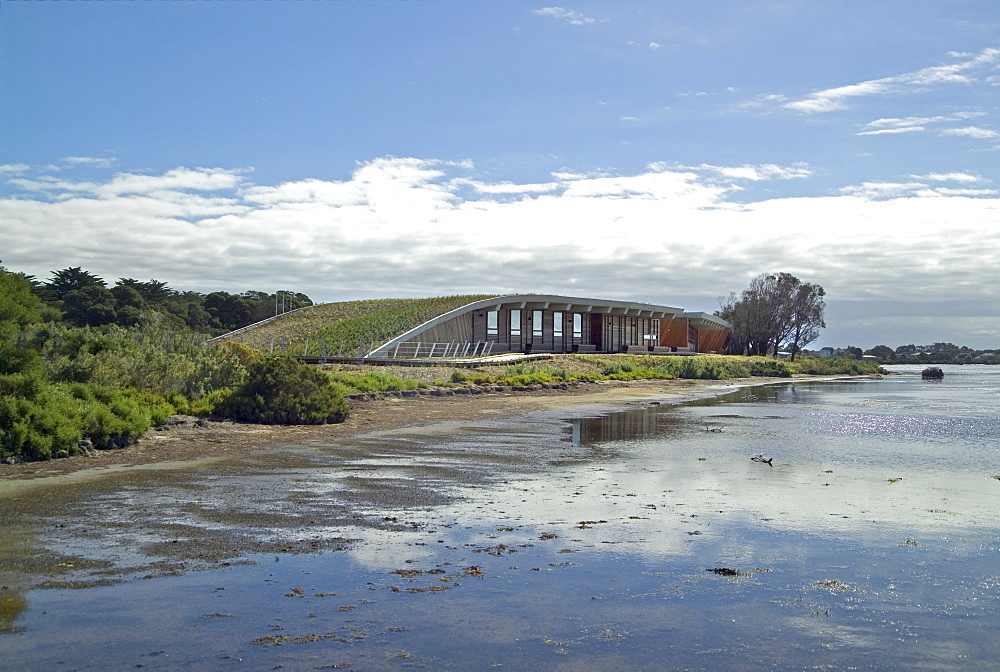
[2,157,999,347]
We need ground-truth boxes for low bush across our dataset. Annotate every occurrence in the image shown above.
[216,357,348,425]
[747,358,792,377]
[326,370,426,394]
[0,378,165,461]
[601,361,635,376]
[790,356,885,375]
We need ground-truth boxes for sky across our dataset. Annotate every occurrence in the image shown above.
[1,1,998,350]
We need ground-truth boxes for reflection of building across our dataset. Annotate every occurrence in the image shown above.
[570,406,686,445]
[369,294,730,359]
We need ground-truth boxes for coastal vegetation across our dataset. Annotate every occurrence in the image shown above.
[217,356,349,425]
[0,261,886,464]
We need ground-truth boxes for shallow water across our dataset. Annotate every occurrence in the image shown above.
[2,365,998,670]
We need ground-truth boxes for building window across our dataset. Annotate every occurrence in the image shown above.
[487,311,498,337]
[553,312,563,337]
[532,310,543,339]
[573,313,582,339]
[510,309,521,337]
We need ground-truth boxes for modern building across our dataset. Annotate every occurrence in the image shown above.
[368,294,730,359]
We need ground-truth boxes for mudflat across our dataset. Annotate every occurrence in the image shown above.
[1,376,798,484]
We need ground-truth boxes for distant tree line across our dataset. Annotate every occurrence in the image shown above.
[24,266,313,333]
[844,342,998,364]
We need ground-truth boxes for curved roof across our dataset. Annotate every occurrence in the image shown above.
[368,294,684,357]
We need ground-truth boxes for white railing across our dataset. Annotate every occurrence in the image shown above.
[389,341,497,359]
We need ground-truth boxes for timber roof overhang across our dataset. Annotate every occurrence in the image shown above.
[677,312,732,331]
[477,295,683,319]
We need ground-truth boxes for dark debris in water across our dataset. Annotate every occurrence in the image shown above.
[473,544,516,556]
[706,567,773,577]
[817,579,852,591]
[577,519,607,529]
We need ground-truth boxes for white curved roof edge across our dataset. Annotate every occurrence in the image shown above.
[368,294,685,357]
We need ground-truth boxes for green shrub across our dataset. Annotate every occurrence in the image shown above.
[326,370,424,394]
[188,388,233,416]
[790,356,885,375]
[602,361,636,376]
[747,358,792,377]
[0,381,160,460]
[217,356,348,425]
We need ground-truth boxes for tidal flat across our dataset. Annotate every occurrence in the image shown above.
[2,368,998,670]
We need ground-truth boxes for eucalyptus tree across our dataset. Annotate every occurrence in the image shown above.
[719,272,825,358]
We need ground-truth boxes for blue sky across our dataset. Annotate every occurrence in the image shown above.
[2,1,999,349]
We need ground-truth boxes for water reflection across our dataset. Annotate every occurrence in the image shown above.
[0,591,27,633]
[569,406,684,445]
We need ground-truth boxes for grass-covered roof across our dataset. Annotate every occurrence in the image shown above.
[215,295,497,356]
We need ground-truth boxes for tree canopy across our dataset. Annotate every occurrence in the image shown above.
[718,272,825,359]
[22,266,315,334]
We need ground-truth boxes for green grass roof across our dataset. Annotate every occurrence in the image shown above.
[217,295,497,355]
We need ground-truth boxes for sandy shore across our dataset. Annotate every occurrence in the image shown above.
[0,375,850,485]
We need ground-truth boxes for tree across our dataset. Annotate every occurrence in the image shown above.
[0,267,46,325]
[61,285,118,327]
[204,292,253,330]
[719,272,826,358]
[784,280,826,360]
[865,345,895,361]
[43,267,106,302]
[116,278,174,305]
[843,346,863,360]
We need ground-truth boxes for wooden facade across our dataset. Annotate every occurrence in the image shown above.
[368,295,729,359]
[659,314,730,353]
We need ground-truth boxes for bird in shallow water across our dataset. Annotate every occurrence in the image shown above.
[751,453,773,466]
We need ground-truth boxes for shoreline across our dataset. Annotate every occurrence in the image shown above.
[0,374,871,487]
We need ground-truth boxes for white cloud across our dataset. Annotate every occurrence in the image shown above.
[930,187,998,197]
[6,176,98,194]
[99,167,249,197]
[0,164,30,175]
[857,126,926,136]
[838,181,930,199]
[913,172,983,183]
[62,156,117,169]
[532,7,595,25]
[941,126,1000,139]
[784,47,1000,113]
[857,113,992,139]
[450,178,558,195]
[686,162,813,182]
[3,157,1000,348]
[839,178,996,200]
[738,93,788,109]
